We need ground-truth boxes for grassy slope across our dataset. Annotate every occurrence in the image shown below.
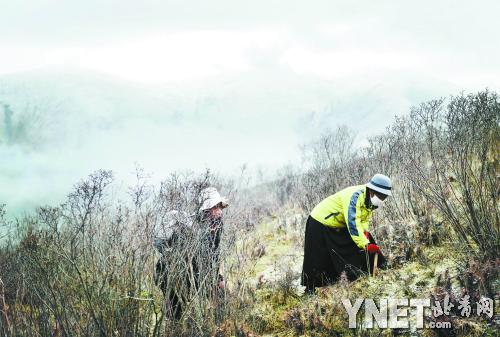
[227,215,498,337]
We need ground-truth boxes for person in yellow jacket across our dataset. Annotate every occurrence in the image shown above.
[301,174,392,293]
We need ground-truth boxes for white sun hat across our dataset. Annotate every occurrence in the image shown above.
[199,187,229,212]
[153,210,192,240]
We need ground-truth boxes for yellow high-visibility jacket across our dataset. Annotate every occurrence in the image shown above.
[310,184,375,249]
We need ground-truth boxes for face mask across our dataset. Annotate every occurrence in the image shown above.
[371,194,385,207]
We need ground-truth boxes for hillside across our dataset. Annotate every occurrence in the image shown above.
[224,212,499,336]
[0,90,498,337]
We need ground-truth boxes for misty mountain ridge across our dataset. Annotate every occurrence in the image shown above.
[0,66,458,152]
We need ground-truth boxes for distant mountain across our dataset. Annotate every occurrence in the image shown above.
[0,66,458,150]
[0,68,183,149]
[0,66,459,217]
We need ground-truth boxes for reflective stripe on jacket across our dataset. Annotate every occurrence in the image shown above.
[310,184,374,249]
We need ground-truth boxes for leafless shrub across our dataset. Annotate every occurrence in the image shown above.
[394,91,499,260]
[293,126,359,213]
[0,90,497,336]
[281,90,498,266]
[0,168,252,336]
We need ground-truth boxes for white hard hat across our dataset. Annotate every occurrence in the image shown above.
[199,187,229,212]
[366,174,392,196]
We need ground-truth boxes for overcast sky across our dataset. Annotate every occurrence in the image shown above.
[2,0,500,86]
[1,0,500,215]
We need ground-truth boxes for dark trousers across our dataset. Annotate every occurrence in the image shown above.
[155,255,223,320]
[301,216,386,292]
[155,259,184,320]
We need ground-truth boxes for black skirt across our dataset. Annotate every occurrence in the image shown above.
[301,215,385,291]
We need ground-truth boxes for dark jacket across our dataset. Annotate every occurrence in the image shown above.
[155,216,224,294]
